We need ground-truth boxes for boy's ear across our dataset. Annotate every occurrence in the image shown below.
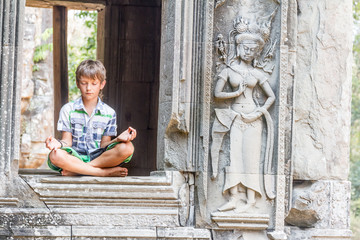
[76,81,80,88]
[100,80,106,89]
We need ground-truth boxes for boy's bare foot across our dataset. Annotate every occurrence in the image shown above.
[106,167,128,177]
[60,167,128,177]
[61,170,78,176]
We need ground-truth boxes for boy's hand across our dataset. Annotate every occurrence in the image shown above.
[116,127,137,143]
[45,136,62,150]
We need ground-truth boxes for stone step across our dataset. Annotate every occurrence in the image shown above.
[29,183,178,199]
[19,171,184,209]
[39,197,179,208]
[38,175,173,186]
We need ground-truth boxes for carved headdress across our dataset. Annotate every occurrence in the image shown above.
[215,9,278,71]
[231,17,271,48]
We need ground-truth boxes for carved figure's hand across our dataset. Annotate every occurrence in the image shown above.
[234,82,247,97]
[235,88,243,96]
[240,109,263,123]
[235,87,245,97]
[116,127,137,143]
[45,135,61,150]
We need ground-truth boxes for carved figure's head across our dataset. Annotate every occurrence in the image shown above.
[236,40,260,63]
[232,17,271,61]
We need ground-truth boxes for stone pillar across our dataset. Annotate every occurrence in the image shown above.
[287,0,352,238]
[157,0,214,227]
[0,0,44,209]
[0,0,25,190]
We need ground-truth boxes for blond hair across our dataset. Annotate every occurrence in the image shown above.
[76,59,106,83]
[76,60,106,99]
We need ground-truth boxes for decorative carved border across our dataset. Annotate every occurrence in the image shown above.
[198,0,215,219]
[268,0,288,239]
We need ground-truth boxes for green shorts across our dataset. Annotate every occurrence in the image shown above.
[47,142,133,172]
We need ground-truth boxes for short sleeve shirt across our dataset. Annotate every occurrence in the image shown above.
[57,97,117,155]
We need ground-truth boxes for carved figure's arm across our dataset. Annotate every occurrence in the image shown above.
[214,78,244,99]
[240,79,275,123]
[260,81,275,110]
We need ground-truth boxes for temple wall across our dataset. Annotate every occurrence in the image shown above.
[0,0,354,239]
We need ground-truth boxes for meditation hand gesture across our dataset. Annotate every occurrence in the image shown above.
[116,127,137,143]
[45,136,62,150]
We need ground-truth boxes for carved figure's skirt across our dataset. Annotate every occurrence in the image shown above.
[223,116,263,196]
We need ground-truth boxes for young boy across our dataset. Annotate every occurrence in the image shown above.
[45,60,136,177]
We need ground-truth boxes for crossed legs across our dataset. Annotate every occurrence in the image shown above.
[49,142,134,177]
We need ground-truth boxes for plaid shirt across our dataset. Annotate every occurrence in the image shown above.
[57,97,117,155]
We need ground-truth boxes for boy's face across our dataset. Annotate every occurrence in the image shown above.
[77,76,106,102]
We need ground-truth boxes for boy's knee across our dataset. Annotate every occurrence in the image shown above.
[114,142,134,157]
[49,149,66,166]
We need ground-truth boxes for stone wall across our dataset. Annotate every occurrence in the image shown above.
[286,1,353,238]
[292,0,352,181]
[20,7,54,169]
[0,0,353,239]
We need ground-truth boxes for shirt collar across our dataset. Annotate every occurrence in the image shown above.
[74,97,105,115]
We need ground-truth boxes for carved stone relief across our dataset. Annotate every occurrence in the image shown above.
[205,1,289,236]
[210,0,279,219]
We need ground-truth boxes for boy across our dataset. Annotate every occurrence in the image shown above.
[45,60,136,177]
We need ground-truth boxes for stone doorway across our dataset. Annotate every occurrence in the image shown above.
[101,1,161,176]
[25,0,161,176]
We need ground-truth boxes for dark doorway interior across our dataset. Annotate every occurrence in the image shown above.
[25,0,161,176]
[102,1,161,176]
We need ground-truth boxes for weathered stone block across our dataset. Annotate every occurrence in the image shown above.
[286,180,350,230]
[292,0,352,181]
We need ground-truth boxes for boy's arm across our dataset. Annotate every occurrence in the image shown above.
[60,131,73,147]
[100,136,113,148]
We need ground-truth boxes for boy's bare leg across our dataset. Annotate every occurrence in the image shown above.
[89,142,134,168]
[49,149,128,177]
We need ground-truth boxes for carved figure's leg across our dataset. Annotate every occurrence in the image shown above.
[240,121,263,196]
[234,188,256,213]
[237,184,247,202]
[247,188,256,205]
[218,186,239,211]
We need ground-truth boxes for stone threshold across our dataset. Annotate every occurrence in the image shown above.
[19,170,183,209]
[1,171,199,238]
[0,226,211,239]
[0,171,190,229]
